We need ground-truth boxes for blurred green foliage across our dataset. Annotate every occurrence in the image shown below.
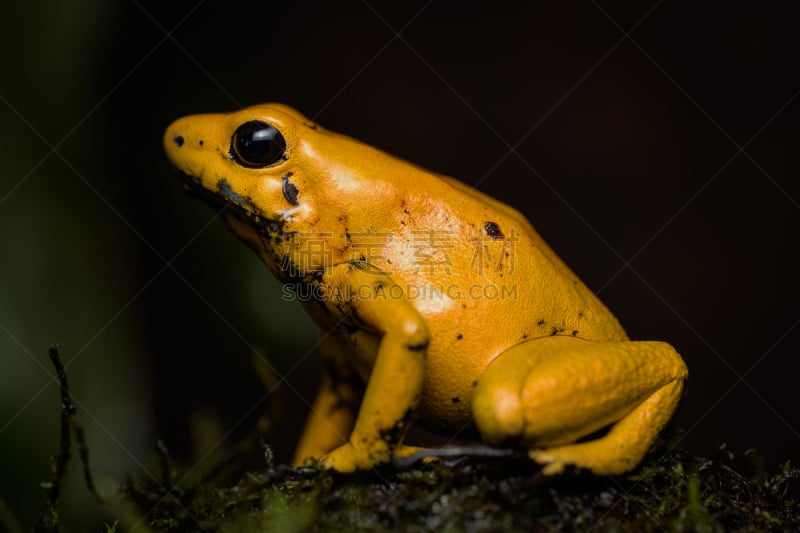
[0,1,315,529]
[1,1,148,528]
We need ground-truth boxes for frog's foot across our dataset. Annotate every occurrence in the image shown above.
[320,442,390,472]
[321,444,431,471]
[472,336,687,476]
[528,376,683,475]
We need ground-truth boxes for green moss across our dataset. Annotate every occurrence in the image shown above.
[115,441,799,532]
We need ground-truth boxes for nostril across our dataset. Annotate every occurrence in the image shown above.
[173,135,184,147]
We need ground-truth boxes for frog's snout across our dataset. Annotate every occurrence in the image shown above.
[163,119,185,168]
[170,132,185,148]
[163,113,227,170]
[163,117,186,149]
[163,116,195,167]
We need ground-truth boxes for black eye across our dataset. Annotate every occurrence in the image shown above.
[231,120,286,168]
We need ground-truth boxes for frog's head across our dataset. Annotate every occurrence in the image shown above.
[164,103,413,281]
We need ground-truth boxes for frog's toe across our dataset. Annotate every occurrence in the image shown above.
[319,446,358,472]
[320,443,387,472]
[530,441,639,475]
[529,449,567,475]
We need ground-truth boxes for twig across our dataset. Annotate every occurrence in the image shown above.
[156,439,174,487]
[48,344,76,495]
[392,445,523,469]
[72,422,100,502]
[35,345,77,532]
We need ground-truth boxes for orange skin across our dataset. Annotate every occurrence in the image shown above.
[164,104,687,474]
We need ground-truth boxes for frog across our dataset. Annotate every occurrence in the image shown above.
[163,103,688,475]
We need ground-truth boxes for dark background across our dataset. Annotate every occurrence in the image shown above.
[1,1,798,529]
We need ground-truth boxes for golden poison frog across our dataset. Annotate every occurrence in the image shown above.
[164,104,687,475]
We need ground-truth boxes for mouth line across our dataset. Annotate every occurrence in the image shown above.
[173,168,286,237]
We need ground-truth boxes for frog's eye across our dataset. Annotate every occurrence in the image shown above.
[231,120,286,168]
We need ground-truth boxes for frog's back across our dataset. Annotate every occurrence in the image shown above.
[418,174,629,345]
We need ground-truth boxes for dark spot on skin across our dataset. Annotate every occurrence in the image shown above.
[537,319,546,326]
[472,380,478,388]
[572,330,579,336]
[461,303,467,309]
[346,260,371,275]
[484,221,503,239]
[404,340,429,352]
[282,172,299,206]
[173,135,184,147]
[456,333,463,340]
[522,333,529,339]
[199,140,204,146]
[217,179,250,207]
[451,397,460,404]
[550,326,560,336]
[379,409,413,447]
[400,220,406,226]
[578,312,584,319]
[403,208,411,216]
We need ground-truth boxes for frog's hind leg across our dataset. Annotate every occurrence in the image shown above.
[293,333,364,466]
[471,336,687,475]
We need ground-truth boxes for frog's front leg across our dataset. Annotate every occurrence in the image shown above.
[472,336,688,475]
[293,333,364,466]
[319,265,430,472]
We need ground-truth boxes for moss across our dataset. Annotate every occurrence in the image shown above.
[115,440,799,532]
